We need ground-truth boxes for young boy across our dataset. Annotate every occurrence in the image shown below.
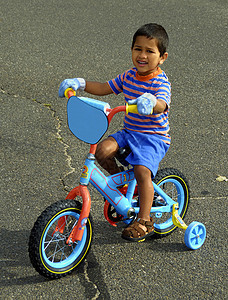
[59,23,171,242]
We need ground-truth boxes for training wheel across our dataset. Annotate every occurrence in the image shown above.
[184,221,206,250]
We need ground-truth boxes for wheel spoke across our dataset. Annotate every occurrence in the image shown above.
[51,242,60,262]
[44,236,56,250]
[43,214,81,263]
[57,216,67,231]
[163,183,179,201]
[198,227,203,236]
[65,217,78,234]
[190,236,197,245]
[48,244,64,262]
[189,231,196,240]
[190,239,195,246]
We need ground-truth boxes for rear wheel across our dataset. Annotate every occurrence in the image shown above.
[152,168,190,237]
[28,199,93,279]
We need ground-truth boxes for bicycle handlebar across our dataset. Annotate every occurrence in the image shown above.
[64,88,139,124]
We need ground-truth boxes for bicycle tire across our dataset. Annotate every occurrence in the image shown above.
[28,199,93,279]
[152,168,190,237]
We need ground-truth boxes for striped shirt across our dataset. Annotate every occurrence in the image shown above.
[107,67,171,144]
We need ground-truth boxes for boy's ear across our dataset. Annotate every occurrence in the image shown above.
[159,52,168,65]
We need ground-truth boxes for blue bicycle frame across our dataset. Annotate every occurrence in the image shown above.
[80,152,177,219]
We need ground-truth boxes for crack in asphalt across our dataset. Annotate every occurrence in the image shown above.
[78,253,111,299]
[1,88,74,192]
[31,99,76,192]
[83,260,101,299]
[50,105,76,192]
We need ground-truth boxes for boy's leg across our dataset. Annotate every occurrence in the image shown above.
[121,165,154,241]
[95,137,122,175]
[134,165,154,222]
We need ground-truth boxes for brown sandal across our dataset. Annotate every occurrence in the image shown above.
[121,217,154,242]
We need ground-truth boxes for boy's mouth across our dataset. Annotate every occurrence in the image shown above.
[137,60,148,66]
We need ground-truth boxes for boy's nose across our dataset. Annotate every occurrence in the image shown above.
[139,51,147,58]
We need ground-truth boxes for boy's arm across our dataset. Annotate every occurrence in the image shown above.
[58,78,113,97]
[153,99,168,114]
[85,81,113,96]
[153,79,171,113]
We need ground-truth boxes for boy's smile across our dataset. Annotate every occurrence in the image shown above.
[132,36,168,76]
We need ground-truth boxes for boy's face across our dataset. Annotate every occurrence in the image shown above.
[131,36,168,76]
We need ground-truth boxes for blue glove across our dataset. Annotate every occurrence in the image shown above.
[128,93,157,115]
[58,78,86,97]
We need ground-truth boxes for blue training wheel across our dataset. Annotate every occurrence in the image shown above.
[184,221,206,250]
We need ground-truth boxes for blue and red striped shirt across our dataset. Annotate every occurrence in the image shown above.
[107,67,171,144]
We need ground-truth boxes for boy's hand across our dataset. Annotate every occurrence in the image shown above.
[128,93,157,115]
[58,78,86,97]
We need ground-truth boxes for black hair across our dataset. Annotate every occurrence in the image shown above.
[131,23,169,56]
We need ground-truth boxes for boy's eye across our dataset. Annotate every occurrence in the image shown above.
[133,47,154,53]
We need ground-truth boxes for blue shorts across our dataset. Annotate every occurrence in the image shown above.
[110,129,170,178]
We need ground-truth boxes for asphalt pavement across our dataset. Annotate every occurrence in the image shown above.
[1,0,227,299]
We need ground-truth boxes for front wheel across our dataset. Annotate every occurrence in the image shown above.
[28,199,93,279]
[152,168,190,237]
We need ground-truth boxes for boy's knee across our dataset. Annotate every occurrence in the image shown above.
[95,143,106,162]
[95,138,118,162]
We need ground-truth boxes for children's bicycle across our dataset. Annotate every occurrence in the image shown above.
[28,89,206,279]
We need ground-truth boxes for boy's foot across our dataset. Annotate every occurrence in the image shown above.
[121,217,154,242]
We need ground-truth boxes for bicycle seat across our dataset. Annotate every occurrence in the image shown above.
[67,96,109,144]
[115,146,132,166]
